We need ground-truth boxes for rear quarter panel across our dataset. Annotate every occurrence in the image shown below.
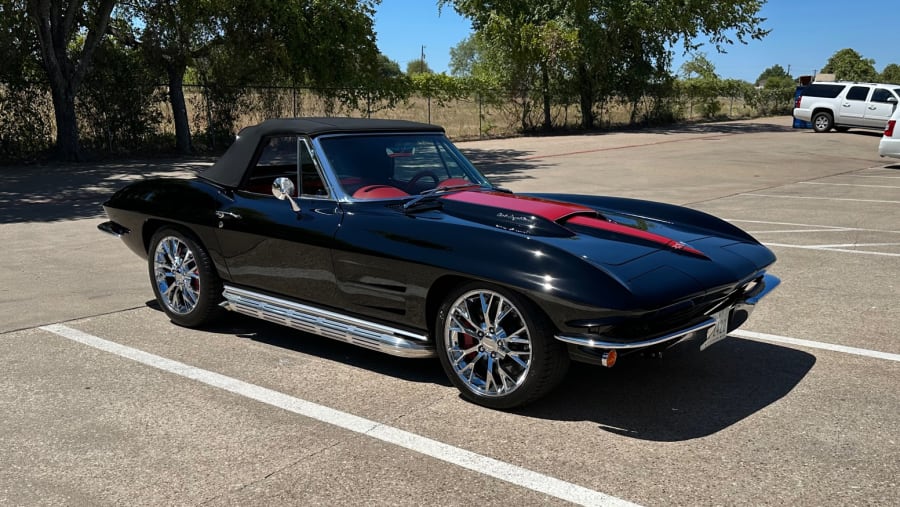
[103,178,229,278]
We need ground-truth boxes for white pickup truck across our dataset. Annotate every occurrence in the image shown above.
[793,82,900,133]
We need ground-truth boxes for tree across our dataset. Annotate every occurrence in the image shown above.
[0,0,55,159]
[406,59,433,75]
[681,53,718,80]
[822,48,877,82]
[680,53,722,117]
[570,0,768,128]
[449,35,480,77]
[119,0,388,151]
[119,0,223,154]
[880,63,900,84]
[26,0,116,160]
[756,64,791,86]
[445,0,769,130]
[440,0,577,130]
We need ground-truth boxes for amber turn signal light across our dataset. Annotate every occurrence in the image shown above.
[601,350,617,368]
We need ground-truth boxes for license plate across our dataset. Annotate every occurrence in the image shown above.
[701,307,731,351]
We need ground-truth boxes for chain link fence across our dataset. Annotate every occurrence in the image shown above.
[1,82,790,161]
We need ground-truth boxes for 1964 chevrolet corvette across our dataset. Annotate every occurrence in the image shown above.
[99,117,779,409]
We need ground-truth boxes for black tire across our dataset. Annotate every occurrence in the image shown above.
[812,111,833,133]
[148,227,223,327]
[435,282,569,409]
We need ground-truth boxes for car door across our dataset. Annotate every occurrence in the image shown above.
[839,85,871,124]
[213,135,344,307]
[864,88,899,127]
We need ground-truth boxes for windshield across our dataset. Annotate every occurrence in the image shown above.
[317,134,491,199]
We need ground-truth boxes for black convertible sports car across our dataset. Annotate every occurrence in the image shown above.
[99,118,779,409]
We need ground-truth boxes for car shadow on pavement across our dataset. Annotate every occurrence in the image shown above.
[519,336,816,441]
[187,305,815,439]
[0,159,211,224]
[190,309,451,386]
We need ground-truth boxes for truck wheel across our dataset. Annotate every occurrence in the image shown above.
[812,111,833,133]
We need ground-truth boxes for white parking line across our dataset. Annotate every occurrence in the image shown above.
[726,219,900,235]
[733,330,900,363]
[804,242,900,248]
[39,324,638,507]
[741,194,900,204]
[855,175,900,179]
[763,243,900,257]
[798,182,900,189]
[746,229,855,234]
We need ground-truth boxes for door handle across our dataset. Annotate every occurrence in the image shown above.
[216,211,242,219]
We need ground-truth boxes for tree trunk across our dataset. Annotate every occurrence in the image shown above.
[577,63,594,129]
[167,63,192,154]
[542,64,551,131]
[28,0,116,162]
[49,81,80,161]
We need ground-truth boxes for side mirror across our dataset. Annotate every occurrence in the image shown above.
[887,96,898,104]
[272,177,300,212]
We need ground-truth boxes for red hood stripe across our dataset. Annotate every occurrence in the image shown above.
[443,191,708,259]
[443,191,595,221]
[567,216,708,259]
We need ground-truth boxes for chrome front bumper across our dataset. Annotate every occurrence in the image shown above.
[555,273,781,351]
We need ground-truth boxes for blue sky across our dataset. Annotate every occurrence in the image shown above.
[373,1,898,82]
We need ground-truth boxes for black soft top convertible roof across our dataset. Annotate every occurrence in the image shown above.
[200,117,445,188]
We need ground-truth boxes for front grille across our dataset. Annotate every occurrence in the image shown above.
[603,281,750,341]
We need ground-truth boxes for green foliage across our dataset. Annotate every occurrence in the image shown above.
[678,54,722,118]
[756,64,791,86]
[442,0,768,130]
[822,48,878,82]
[410,73,468,104]
[681,53,718,80]
[0,0,53,159]
[880,64,900,84]
[79,39,165,153]
[406,59,433,75]
[0,83,55,160]
[449,35,480,77]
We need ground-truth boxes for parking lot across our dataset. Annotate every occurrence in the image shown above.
[1,116,898,505]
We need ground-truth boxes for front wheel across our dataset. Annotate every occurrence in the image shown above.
[148,227,223,327]
[812,111,833,133]
[435,283,569,409]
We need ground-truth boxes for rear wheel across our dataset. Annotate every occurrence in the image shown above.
[812,111,833,133]
[148,227,223,327]
[435,282,569,409]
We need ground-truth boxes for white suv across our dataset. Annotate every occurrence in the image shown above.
[793,82,900,133]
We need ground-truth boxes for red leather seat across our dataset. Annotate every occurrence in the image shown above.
[352,185,410,199]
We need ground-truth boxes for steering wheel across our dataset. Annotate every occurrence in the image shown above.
[405,171,440,193]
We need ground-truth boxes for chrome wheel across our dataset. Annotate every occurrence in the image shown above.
[152,235,201,315]
[443,289,533,398]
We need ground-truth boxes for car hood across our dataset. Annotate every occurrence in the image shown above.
[439,190,775,303]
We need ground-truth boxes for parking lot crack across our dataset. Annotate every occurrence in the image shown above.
[198,438,348,504]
